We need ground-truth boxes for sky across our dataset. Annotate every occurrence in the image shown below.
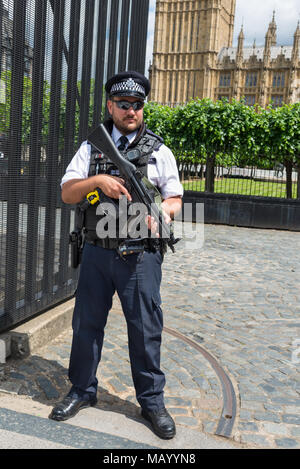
[233,0,300,46]
[145,0,300,70]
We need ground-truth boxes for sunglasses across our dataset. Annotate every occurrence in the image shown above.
[112,99,144,111]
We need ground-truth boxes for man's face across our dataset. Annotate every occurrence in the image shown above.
[107,96,144,135]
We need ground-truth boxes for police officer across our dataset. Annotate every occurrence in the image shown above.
[49,71,183,440]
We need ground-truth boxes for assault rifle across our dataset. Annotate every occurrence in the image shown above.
[87,124,179,253]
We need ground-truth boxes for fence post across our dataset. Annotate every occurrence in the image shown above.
[24,0,47,304]
[0,0,3,76]
[58,0,81,287]
[93,0,108,127]
[285,159,293,199]
[42,0,65,296]
[78,0,95,143]
[4,0,26,320]
[205,154,216,193]
[128,0,149,73]
[118,0,130,72]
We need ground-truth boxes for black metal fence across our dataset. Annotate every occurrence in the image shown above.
[179,163,300,199]
[0,0,150,332]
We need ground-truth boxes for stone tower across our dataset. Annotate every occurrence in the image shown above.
[149,0,236,104]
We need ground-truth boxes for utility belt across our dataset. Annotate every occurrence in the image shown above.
[69,188,166,268]
[85,235,163,257]
[70,231,154,268]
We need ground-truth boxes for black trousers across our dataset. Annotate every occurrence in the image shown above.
[68,242,166,412]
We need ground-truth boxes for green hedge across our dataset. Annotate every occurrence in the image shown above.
[144,99,300,198]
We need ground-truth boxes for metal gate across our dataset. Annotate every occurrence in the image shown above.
[0,0,150,331]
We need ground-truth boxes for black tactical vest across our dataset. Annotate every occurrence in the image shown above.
[82,119,163,242]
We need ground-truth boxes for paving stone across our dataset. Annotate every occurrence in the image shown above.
[290,427,300,437]
[103,341,116,349]
[285,406,300,414]
[36,376,60,400]
[164,396,192,407]
[282,414,300,425]
[240,400,265,411]
[51,371,68,389]
[238,422,259,432]
[18,383,42,398]
[193,377,210,390]
[253,412,281,423]
[114,373,134,387]
[9,372,27,380]
[17,363,38,374]
[275,438,299,449]
[263,403,283,413]
[168,388,202,398]
[168,407,189,415]
[108,378,128,393]
[262,422,289,436]
[271,398,300,407]
[240,433,271,447]
[202,420,217,433]
[239,410,252,420]
[259,384,277,394]
[0,381,22,395]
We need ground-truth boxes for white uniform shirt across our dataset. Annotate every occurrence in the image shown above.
[61,125,183,200]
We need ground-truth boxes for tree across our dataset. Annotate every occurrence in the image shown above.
[267,103,300,198]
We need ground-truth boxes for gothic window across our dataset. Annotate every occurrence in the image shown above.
[5,37,12,49]
[24,58,30,77]
[174,75,179,104]
[245,73,257,87]
[272,73,285,87]
[244,95,256,106]
[168,72,173,104]
[5,52,12,70]
[195,13,201,51]
[172,17,176,51]
[219,73,231,87]
[271,95,284,107]
[190,16,194,50]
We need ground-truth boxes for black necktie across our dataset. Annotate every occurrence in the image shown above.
[118,136,128,151]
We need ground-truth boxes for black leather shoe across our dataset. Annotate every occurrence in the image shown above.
[49,395,97,421]
[141,407,176,439]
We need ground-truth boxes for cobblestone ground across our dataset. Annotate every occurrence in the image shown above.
[162,224,300,448]
[1,223,300,449]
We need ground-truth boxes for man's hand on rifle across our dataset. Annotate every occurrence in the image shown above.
[96,174,132,201]
[146,210,172,238]
[62,174,132,205]
[145,196,181,238]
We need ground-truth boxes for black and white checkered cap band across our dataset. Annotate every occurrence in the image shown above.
[110,78,145,96]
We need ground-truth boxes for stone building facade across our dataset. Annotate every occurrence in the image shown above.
[0,2,33,78]
[149,1,300,107]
